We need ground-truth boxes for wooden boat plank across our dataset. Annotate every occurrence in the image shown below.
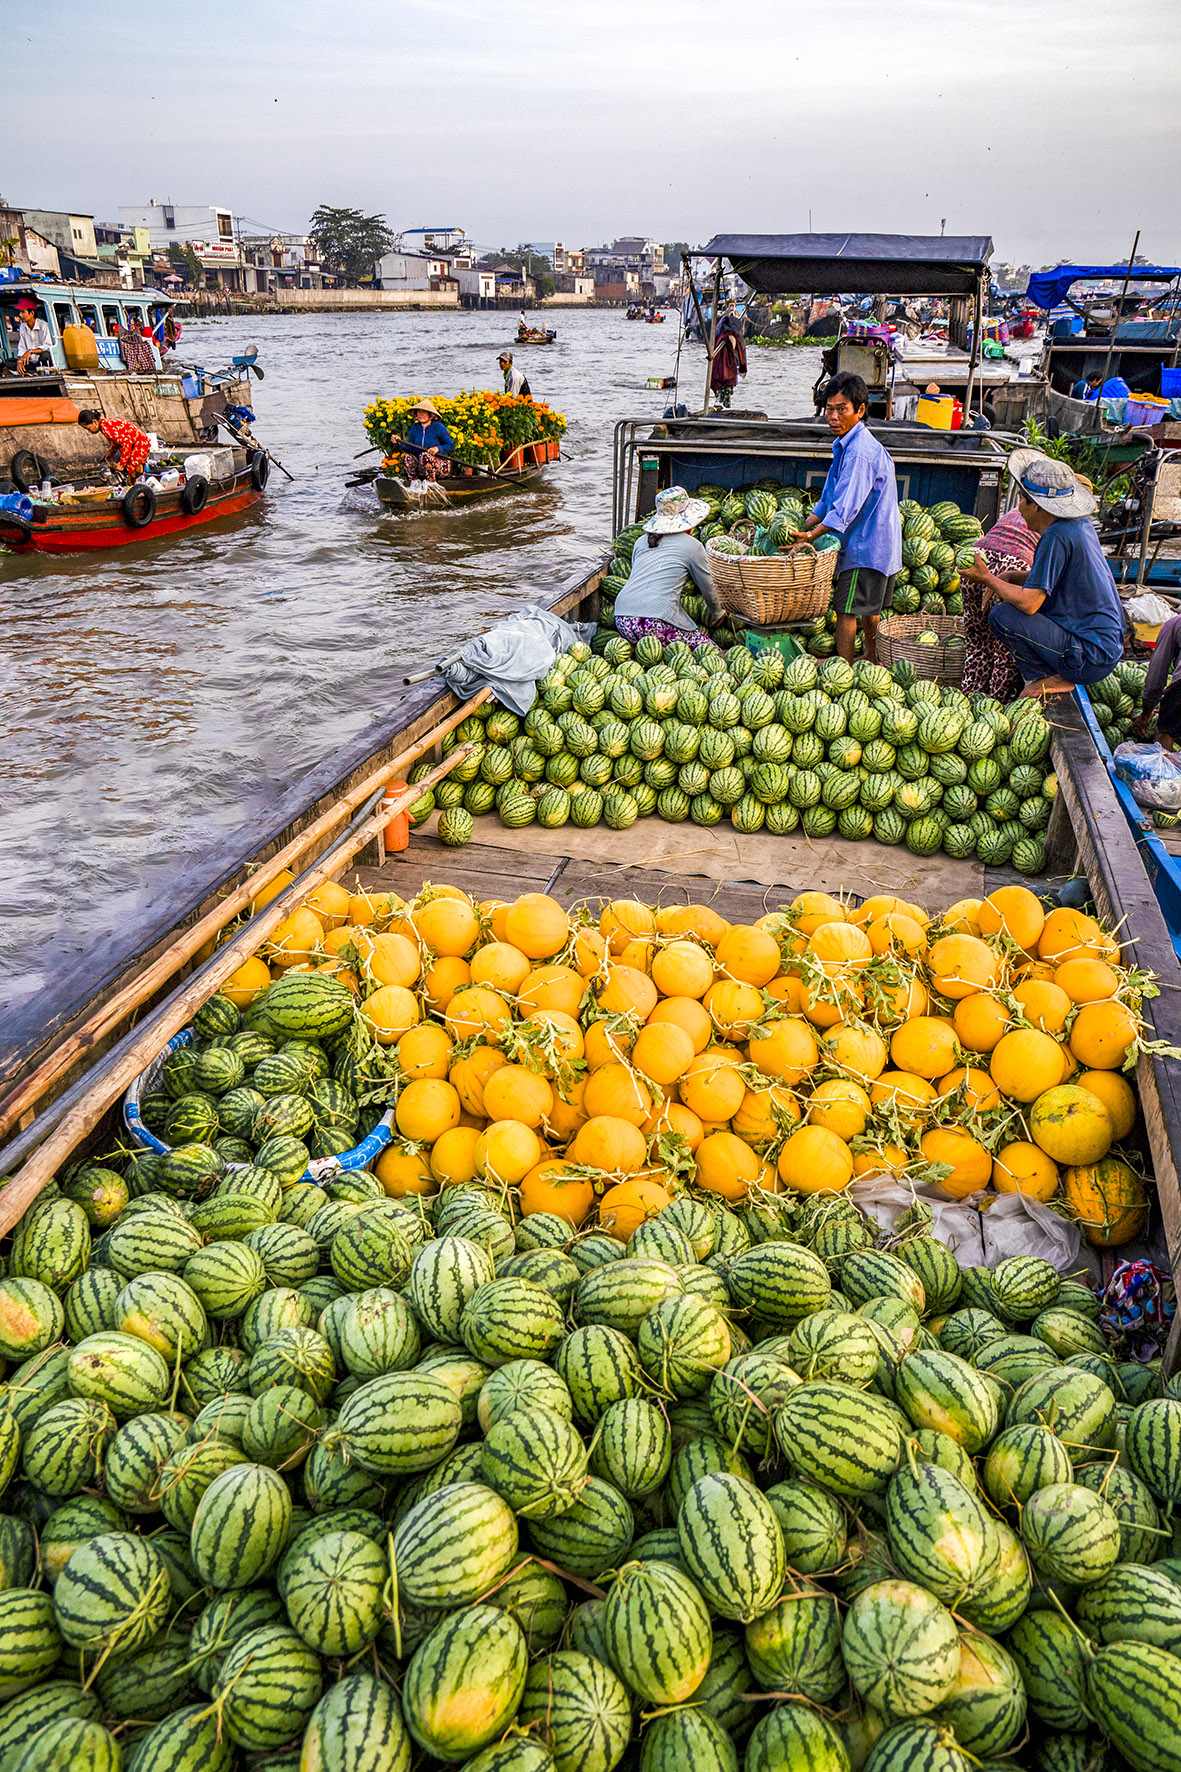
[1051,695,1181,1297]
[353,839,568,903]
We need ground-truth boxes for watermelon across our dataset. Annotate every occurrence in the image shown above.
[300,1671,412,1772]
[190,1461,292,1589]
[402,1604,527,1762]
[214,1623,323,1751]
[333,1371,462,1475]
[527,1476,635,1581]
[744,1581,844,1700]
[601,1559,711,1703]
[1021,1482,1121,1585]
[281,1528,386,1655]
[842,1578,960,1717]
[637,1708,739,1772]
[676,1472,785,1623]
[0,1590,62,1698]
[764,1478,847,1575]
[886,1464,999,1605]
[393,1481,517,1607]
[53,1531,169,1656]
[1125,1397,1181,1500]
[894,1349,999,1453]
[517,1650,632,1772]
[745,1704,849,1772]
[776,1383,903,1495]
[555,1325,643,1425]
[1084,1641,1181,1772]
[724,1243,831,1325]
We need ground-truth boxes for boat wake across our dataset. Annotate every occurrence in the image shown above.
[337,484,382,516]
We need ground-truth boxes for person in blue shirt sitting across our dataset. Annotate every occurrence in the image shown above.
[959,451,1125,698]
[795,372,902,666]
[391,399,454,483]
[1073,370,1132,402]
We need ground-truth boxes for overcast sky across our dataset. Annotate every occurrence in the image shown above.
[5,0,1178,267]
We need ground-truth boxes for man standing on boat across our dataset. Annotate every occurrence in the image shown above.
[795,371,901,668]
[498,353,531,398]
[77,410,152,482]
[959,451,1124,698]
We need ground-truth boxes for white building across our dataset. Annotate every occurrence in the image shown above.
[455,266,499,306]
[119,201,244,288]
[375,251,457,295]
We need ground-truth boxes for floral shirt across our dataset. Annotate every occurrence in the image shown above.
[99,416,152,473]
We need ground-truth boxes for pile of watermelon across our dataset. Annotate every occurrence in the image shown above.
[0,880,1173,1769]
[890,500,984,622]
[412,636,1057,873]
[1088,662,1150,749]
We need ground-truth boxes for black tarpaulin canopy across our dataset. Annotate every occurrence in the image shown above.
[695,233,994,297]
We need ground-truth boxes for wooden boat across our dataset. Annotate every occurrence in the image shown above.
[515,328,556,345]
[374,459,549,510]
[0,457,266,552]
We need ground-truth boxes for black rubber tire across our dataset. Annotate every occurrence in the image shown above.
[180,474,209,515]
[122,485,157,528]
[10,450,50,493]
[249,451,270,491]
[0,515,33,545]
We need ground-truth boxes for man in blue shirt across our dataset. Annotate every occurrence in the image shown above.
[797,372,902,665]
[960,451,1125,697]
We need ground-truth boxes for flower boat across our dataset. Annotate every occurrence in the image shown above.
[360,391,565,511]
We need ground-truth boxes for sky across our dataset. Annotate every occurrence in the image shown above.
[4,0,1178,268]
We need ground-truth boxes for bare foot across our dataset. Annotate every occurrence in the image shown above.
[1021,676,1076,698]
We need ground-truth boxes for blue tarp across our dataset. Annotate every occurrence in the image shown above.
[1026,264,1180,310]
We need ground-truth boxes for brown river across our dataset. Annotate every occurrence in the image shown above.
[0,309,823,1036]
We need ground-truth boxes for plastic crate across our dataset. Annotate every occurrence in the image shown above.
[1161,368,1181,399]
[743,623,806,666]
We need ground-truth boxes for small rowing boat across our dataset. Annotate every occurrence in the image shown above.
[373,458,550,509]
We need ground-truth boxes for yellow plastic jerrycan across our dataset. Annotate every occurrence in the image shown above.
[62,325,100,371]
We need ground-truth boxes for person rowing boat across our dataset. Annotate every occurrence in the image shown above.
[387,399,455,484]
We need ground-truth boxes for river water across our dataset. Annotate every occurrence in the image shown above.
[0,309,823,1033]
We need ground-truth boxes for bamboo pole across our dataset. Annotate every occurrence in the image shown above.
[0,748,472,1237]
[0,688,491,1145]
[1097,231,1140,408]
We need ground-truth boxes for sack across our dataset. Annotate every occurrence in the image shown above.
[849,1174,1083,1275]
[1112,741,1181,811]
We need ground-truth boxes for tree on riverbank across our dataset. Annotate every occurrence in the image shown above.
[308,207,396,285]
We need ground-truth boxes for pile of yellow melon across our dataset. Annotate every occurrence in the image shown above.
[219,878,1154,1249]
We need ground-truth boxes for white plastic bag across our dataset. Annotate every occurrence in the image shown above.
[979,1192,1082,1272]
[849,1176,986,1266]
[849,1174,1083,1275]
[1113,742,1181,811]
[1124,591,1175,625]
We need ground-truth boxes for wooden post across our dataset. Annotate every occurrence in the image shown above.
[0,749,472,1237]
[0,689,491,1145]
[1097,232,1140,408]
[704,259,723,412]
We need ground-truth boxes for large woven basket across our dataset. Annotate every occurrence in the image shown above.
[876,612,966,685]
[706,541,838,624]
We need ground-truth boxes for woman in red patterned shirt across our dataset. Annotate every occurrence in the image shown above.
[77,409,152,481]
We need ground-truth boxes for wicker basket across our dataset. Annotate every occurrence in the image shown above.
[706,540,838,624]
[876,612,966,685]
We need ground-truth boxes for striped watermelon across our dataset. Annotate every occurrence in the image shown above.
[107,1210,203,1277]
[124,1703,237,1772]
[786,1311,879,1387]
[776,1382,903,1495]
[527,1476,635,1581]
[1,1351,76,1437]
[22,1397,115,1495]
[332,1371,462,1475]
[765,1478,847,1575]
[406,1236,496,1341]
[281,1528,386,1655]
[188,1587,287,1693]
[938,1308,1005,1362]
[0,1683,102,1764]
[0,1278,66,1360]
[637,1294,731,1398]
[214,1623,323,1751]
[894,1349,999,1453]
[1084,1641,1181,1772]
[241,1383,324,1470]
[0,1590,62,1698]
[588,1397,671,1497]
[461,1278,565,1366]
[744,1581,844,1701]
[886,1465,1000,1606]
[708,1353,800,1459]
[982,1423,1073,1509]
[745,1703,849,1772]
[300,1671,411,1772]
[247,1325,336,1401]
[574,1259,685,1340]
[602,1559,711,1703]
[262,971,354,1038]
[1005,1366,1116,1460]
[158,1437,246,1532]
[841,1249,926,1313]
[40,1496,127,1584]
[183,1241,266,1320]
[3,1719,121,1771]
[636,1709,739,1772]
[115,1271,207,1362]
[1125,1397,1181,1500]
[842,1579,960,1718]
[66,1330,171,1419]
[190,1461,293,1589]
[861,1720,971,1772]
[517,1650,632,1772]
[393,1481,517,1607]
[666,1435,753,1515]
[1020,1482,1121,1585]
[1075,1461,1161,1562]
[956,1514,1031,1635]
[242,1286,314,1353]
[62,1268,121,1343]
[483,1558,568,1654]
[1076,1562,1181,1648]
[896,1237,962,1315]
[241,1221,319,1287]
[335,1287,421,1379]
[53,1531,169,1655]
[0,1515,38,1589]
[555,1325,643,1425]
[1007,1609,1090,1730]
[105,1410,190,1513]
[933,1634,1027,1756]
[402,1604,527,1762]
[11,1198,91,1294]
[724,1242,831,1326]
[94,1628,196,1722]
[329,1208,414,1291]
[480,1406,589,1518]
[676,1473,785,1623]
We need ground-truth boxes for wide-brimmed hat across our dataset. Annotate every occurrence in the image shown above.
[1006,448,1097,518]
[408,397,442,420]
[644,485,712,534]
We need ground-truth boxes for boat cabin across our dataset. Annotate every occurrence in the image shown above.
[0,278,182,377]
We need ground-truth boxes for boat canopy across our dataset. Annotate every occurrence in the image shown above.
[693,233,993,296]
[1025,264,1181,310]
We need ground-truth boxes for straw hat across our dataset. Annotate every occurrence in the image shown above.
[1006,448,1097,518]
[408,397,443,420]
[644,485,712,534]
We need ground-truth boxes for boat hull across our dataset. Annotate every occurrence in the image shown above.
[374,463,548,508]
[0,471,263,552]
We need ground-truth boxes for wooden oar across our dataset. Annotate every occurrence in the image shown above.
[0,747,474,1237]
[0,690,490,1146]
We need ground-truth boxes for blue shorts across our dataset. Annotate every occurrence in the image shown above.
[987,602,1121,688]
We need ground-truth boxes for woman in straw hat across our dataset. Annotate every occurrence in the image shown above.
[959,450,1125,698]
[613,486,725,651]
[390,399,454,483]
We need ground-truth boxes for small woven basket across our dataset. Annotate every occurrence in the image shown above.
[876,612,966,685]
[706,540,838,624]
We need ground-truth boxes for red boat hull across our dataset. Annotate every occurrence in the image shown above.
[0,473,263,553]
